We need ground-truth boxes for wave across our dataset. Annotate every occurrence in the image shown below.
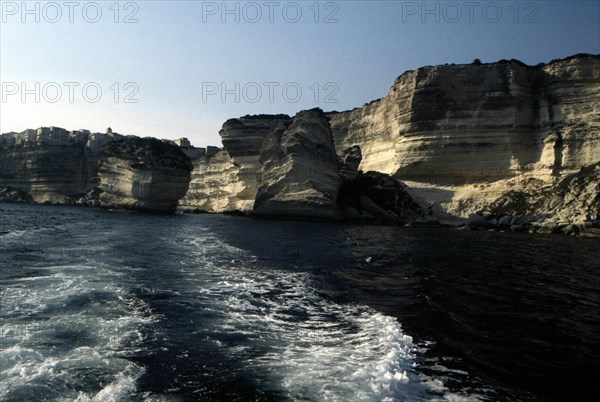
[1,213,487,401]
[181,235,482,401]
[0,263,155,401]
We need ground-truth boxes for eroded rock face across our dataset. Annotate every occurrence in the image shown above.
[0,187,32,203]
[337,171,423,224]
[98,137,192,213]
[540,57,600,172]
[546,163,600,222]
[176,55,598,227]
[3,55,596,228]
[252,109,342,220]
[219,115,293,212]
[328,54,600,184]
[0,127,119,204]
[178,149,249,213]
[178,115,293,213]
[339,145,362,182]
[323,54,600,229]
[470,163,600,232]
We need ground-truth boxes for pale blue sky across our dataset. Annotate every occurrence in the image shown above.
[1,0,599,146]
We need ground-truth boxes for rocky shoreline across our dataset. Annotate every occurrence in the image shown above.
[1,54,599,235]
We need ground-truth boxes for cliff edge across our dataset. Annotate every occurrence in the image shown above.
[2,54,598,228]
[98,137,192,213]
[179,54,599,232]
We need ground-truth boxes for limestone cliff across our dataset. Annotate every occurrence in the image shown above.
[0,127,119,204]
[178,149,248,213]
[0,128,192,213]
[467,162,600,234]
[98,137,192,213]
[337,171,423,224]
[181,109,420,223]
[178,115,293,213]
[178,54,598,229]
[326,54,600,229]
[252,109,342,220]
[2,54,597,228]
[328,54,600,184]
[219,115,293,211]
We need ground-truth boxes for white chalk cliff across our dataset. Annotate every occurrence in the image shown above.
[179,54,600,231]
[178,149,247,213]
[252,109,342,221]
[0,127,120,204]
[98,137,192,213]
[0,129,192,213]
[1,54,598,230]
[329,55,600,182]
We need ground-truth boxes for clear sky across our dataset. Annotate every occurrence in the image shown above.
[1,0,599,146]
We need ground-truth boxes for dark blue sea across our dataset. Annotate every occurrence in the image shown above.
[1,203,599,401]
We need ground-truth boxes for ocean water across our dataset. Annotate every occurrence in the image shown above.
[1,204,599,401]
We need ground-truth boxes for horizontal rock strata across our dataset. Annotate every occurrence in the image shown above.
[2,54,598,229]
[328,54,600,184]
[178,54,599,230]
[0,127,120,204]
[252,109,342,221]
[178,149,248,213]
[98,137,192,213]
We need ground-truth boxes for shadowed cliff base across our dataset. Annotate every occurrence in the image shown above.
[98,137,192,213]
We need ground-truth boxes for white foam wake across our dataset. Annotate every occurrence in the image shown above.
[0,263,154,401]
[181,235,458,401]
